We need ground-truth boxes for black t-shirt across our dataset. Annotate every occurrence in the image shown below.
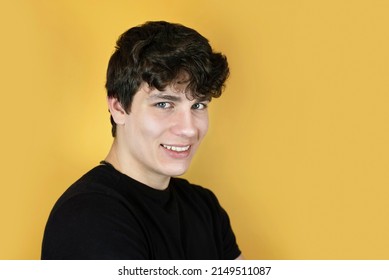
[41,164,241,259]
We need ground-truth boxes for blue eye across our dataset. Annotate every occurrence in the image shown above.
[155,102,172,109]
[192,103,208,110]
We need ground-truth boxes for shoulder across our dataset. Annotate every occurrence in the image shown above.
[53,165,125,208]
[69,164,121,194]
[45,165,135,229]
[42,165,149,259]
[48,165,132,219]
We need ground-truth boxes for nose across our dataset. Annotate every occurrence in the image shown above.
[171,109,198,139]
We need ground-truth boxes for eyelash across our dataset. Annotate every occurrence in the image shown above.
[155,102,172,109]
[192,103,208,110]
[154,102,208,110]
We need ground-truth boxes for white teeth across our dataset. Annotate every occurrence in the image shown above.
[162,144,190,152]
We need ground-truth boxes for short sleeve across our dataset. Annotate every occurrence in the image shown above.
[201,188,241,260]
[219,205,241,259]
[41,193,149,260]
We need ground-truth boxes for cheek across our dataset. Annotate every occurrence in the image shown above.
[140,114,168,138]
[198,116,209,139]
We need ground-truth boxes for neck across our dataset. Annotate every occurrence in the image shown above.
[104,140,170,190]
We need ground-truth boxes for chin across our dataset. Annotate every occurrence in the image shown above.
[162,164,190,177]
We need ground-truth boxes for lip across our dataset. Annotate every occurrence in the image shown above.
[160,144,192,158]
[161,144,190,151]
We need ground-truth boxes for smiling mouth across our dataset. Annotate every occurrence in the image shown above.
[161,144,191,152]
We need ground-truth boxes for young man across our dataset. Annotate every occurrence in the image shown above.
[42,21,242,260]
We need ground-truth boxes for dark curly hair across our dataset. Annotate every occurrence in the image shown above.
[105,21,230,137]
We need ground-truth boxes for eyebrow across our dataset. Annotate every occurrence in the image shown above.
[149,93,211,103]
[149,93,182,102]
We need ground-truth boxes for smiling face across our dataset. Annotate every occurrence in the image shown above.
[107,84,209,189]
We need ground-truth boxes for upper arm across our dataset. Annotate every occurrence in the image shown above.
[42,193,148,260]
[202,188,242,260]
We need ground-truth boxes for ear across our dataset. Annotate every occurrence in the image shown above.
[107,96,127,125]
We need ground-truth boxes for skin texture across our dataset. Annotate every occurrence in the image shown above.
[105,83,209,190]
[105,83,245,259]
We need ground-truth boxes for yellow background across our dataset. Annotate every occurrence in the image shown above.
[1,0,388,259]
